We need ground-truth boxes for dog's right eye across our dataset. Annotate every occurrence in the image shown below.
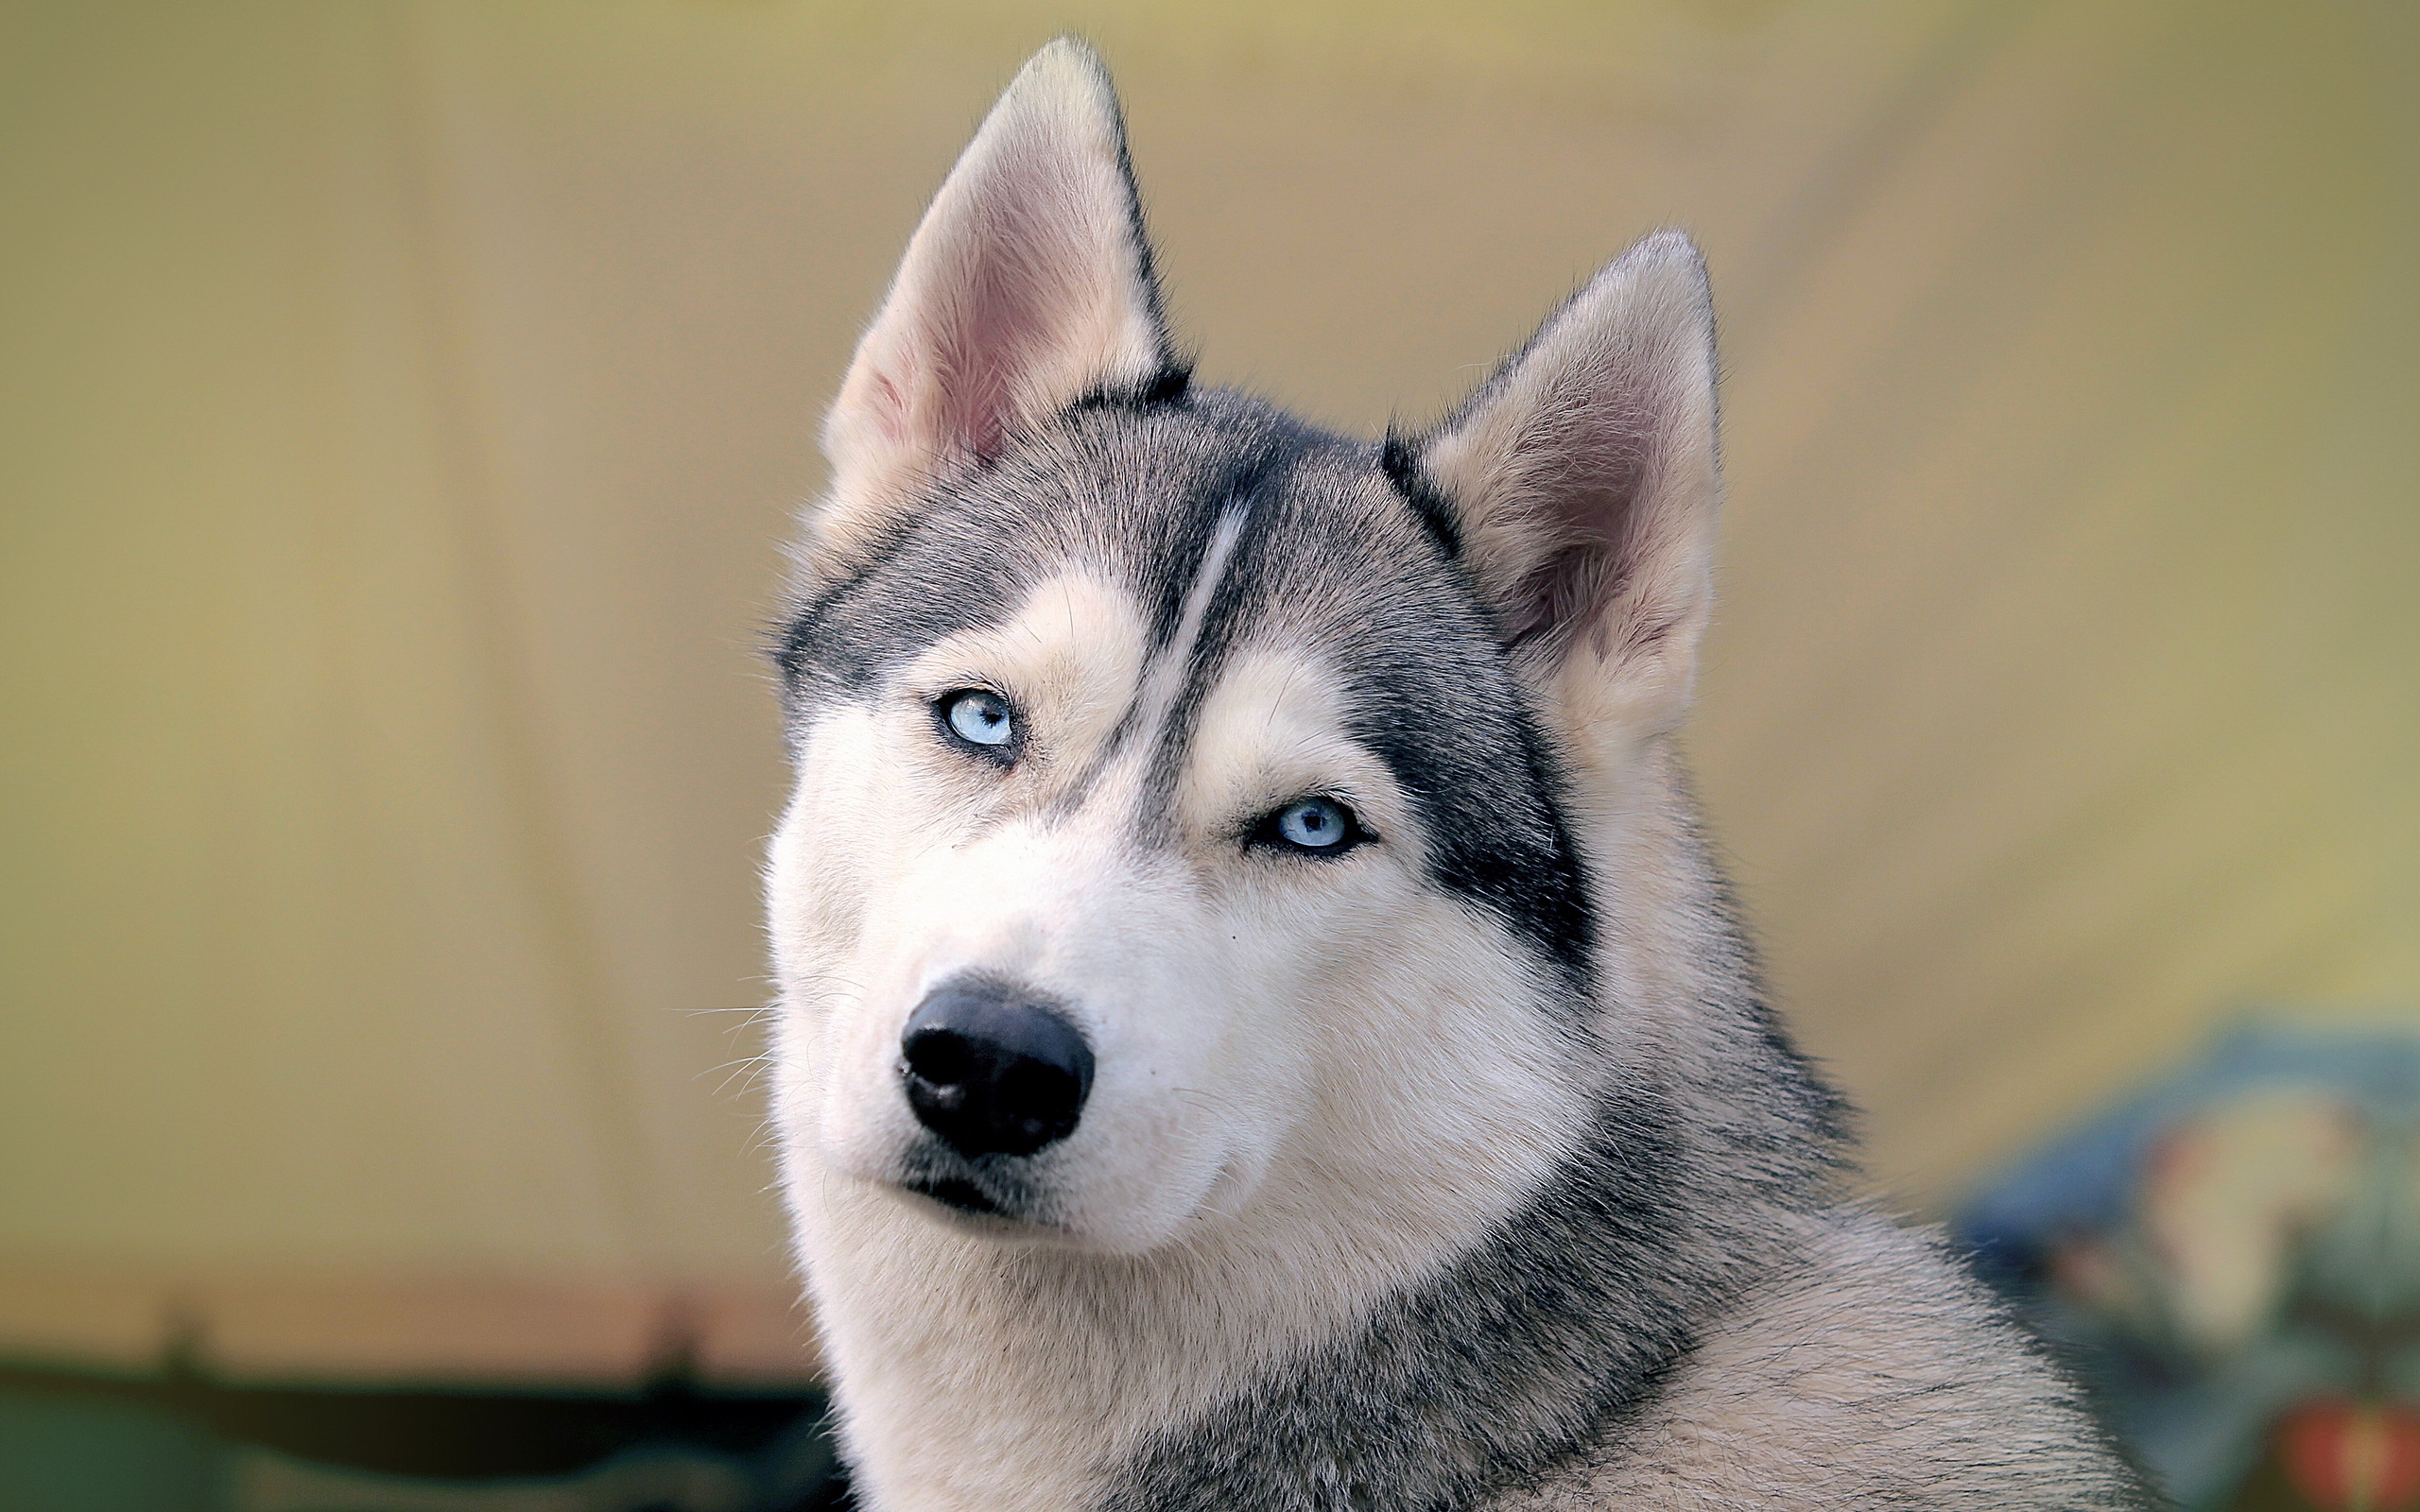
[1253,796,1369,858]
[937,688,1017,758]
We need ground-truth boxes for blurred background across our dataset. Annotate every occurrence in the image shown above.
[3,1,2413,1506]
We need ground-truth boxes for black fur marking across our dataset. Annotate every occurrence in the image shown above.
[895,1135,1050,1223]
[772,469,1043,711]
[1347,659,1595,990]
[904,1175,1002,1216]
[774,403,1236,718]
[1379,428,1463,559]
[1254,451,1596,984]
[1047,435,1293,815]
[1363,438,1598,979]
[1137,362,1194,404]
[1063,33,1182,369]
[769,503,929,701]
[1066,361,1195,416]
[1128,434,1317,839]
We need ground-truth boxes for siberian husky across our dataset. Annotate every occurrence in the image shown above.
[765,39,2150,1512]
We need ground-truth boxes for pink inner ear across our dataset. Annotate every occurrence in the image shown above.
[939,262,1027,462]
[922,159,1095,465]
[866,368,911,448]
[1501,381,1662,657]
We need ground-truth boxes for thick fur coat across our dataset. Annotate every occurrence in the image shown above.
[765,40,2152,1512]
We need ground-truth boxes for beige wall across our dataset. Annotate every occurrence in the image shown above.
[2,0,2412,1383]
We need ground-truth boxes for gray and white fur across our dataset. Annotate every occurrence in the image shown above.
[764,39,2153,1512]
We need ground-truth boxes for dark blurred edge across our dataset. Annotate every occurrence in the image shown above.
[0,1356,851,1506]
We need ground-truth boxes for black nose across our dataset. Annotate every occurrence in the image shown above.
[900,979,1095,1160]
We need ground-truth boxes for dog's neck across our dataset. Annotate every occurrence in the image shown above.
[1090,1100,1819,1511]
[789,765,1843,1512]
[798,1101,1824,1512]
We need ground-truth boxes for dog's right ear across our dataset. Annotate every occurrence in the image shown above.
[812,39,1177,569]
[1394,231,1721,753]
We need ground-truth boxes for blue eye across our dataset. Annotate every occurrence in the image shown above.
[1268,797,1358,855]
[941,689,1015,751]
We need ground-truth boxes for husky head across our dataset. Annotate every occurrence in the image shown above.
[769,41,1719,1258]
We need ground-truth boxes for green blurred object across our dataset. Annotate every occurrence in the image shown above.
[0,1390,227,1512]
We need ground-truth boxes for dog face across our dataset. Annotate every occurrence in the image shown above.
[770,403,1593,1250]
[769,42,1720,1256]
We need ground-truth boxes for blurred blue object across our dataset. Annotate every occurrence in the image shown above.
[1959,1021,2420,1510]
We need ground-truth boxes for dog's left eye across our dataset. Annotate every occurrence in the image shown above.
[938,688,1016,756]
[1258,797,1364,857]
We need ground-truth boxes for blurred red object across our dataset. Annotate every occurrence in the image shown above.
[2278,1400,2420,1512]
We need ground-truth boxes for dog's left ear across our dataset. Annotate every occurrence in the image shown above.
[813,39,1177,569]
[1398,230,1720,747]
